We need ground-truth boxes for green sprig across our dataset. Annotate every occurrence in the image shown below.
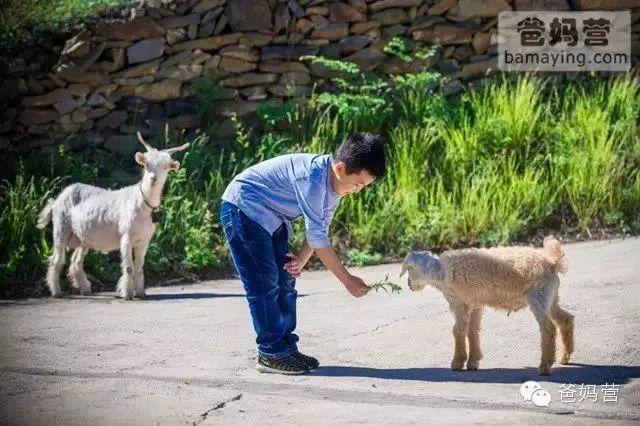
[367,274,403,294]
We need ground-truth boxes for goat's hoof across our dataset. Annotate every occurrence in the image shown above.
[79,282,92,296]
[559,354,571,365]
[451,360,466,371]
[466,360,480,371]
[538,365,552,376]
[134,292,146,299]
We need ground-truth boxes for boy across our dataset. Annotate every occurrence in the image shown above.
[220,132,386,375]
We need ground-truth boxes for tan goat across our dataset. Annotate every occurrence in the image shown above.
[400,236,574,375]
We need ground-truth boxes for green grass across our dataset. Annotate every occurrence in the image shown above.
[2,73,639,296]
[0,173,60,287]
[0,0,132,43]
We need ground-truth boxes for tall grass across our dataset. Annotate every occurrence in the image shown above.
[0,173,60,286]
[2,74,639,295]
[549,77,640,231]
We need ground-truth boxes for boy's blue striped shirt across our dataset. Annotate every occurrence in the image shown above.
[222,154,340,248]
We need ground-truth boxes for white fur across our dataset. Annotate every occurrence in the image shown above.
[37,133,188,300]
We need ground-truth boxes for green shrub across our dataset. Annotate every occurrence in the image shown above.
[1,0,132,43]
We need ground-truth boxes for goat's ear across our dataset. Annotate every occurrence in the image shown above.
[400,263,408,278]
[135,152,147,166]
[400,253,414,278]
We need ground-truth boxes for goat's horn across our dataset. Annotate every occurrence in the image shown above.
[164,143,190,155]
[137,132,154,152]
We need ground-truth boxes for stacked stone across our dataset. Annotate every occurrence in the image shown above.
[0,0,639,152]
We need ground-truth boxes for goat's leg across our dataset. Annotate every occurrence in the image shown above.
[449,303,470,371]
[528,291,556,375]
[117,234,134,300]
[47,224,69,298]
[550,298,574,364]
[68,247,91,295]
[466,307,484,371]
[67,249,81,291]
[133,241,149,299]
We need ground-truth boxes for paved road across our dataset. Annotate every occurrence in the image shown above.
[1,238,639,425]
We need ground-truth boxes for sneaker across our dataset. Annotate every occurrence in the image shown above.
[256,354,309,375]
[292,350,320,370]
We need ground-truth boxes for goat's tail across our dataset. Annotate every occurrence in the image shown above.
[543,235,568,274]
[36,198,55,229]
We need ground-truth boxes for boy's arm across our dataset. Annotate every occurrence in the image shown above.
[284,241,370,297]
[284,239,313,277]
[290,178,369,297]
[297,238,314,265]
[314,247,370,298]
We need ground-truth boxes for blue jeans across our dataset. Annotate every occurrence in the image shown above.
[219,201,299,358]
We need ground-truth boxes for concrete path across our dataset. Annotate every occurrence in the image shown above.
[1,238,639,425]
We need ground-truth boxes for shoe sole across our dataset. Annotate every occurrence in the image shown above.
[255,363,309,375]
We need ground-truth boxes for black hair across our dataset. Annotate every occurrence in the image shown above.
[334,133,386,179]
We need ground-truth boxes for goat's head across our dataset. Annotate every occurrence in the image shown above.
[400,251,444,292]
[134,132,189,188]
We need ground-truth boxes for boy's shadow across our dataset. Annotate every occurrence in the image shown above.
[143,292,246,300]
[143,292,309,301]
[313,363,640,385]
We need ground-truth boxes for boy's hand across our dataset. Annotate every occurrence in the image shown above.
[343,275,371,298]
[313,246,369,297]
[284,253,304,278]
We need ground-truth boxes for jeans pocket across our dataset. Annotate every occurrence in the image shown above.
[220,212,236,241]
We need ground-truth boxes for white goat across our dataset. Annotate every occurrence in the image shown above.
[400,237,574,375]
[36,133,188,299]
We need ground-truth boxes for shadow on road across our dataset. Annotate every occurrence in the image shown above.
[143,292,247,300]
[0,292,310,303]
[313,363,640,385]
[143,293,308,301]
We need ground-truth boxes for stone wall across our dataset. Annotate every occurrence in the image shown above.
[1,0,639,153]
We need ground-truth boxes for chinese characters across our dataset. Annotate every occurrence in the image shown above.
[516,16,611,47]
